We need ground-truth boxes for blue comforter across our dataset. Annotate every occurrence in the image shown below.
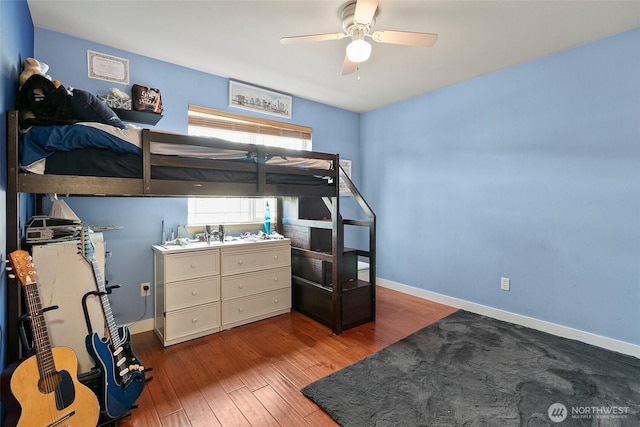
[21,123,142,168]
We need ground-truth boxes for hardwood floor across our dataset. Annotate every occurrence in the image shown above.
[118,287,456,427]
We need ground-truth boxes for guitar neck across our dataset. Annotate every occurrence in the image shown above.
[22,282,57,380]
[90,258,122,349]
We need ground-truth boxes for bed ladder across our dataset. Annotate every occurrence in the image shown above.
[282,165,376,334]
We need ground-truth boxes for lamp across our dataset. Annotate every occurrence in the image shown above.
[346,27,371,63]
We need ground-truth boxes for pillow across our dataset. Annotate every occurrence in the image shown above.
[71,88,126,129]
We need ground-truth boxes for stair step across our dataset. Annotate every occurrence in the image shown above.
[343,219,373,226]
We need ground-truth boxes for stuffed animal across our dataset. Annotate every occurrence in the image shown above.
[110,87,130,100]
[19,57,61,89]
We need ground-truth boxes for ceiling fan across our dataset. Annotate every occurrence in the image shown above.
[280,0,438,76]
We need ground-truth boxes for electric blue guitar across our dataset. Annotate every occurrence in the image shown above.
[79,225,146,419]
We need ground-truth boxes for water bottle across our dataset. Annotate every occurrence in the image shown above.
[264,201,271,235]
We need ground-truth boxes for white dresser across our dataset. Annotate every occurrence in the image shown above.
[152,239,291,346]
[220,240,291,330]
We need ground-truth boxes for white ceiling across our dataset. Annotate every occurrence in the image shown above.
[27,0,640,113]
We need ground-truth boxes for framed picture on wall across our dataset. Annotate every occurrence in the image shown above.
[229,80,292,119]
[87,50,129,84]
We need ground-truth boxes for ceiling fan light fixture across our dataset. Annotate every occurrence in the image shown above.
[346,38,372,63]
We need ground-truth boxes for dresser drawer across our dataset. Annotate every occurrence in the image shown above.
[165,250,219,282]
[222,288,291,326]
[166,276,220,311]
[222,266,290,300]
[165,302,220,342]
[221,245,290,276]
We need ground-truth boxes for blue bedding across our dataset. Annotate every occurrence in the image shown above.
[21,123,141,168]
[20,122,333,178]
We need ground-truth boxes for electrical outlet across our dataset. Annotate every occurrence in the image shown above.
[501,277,510,291]
[141,282,151,297]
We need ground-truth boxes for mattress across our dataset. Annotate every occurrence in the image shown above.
[21,123,333,185]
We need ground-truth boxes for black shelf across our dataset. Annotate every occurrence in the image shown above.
[113,108,163,125]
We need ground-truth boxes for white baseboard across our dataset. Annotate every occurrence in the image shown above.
[124,280,639,358]
[377,278,640,359]
[127,318,154,335]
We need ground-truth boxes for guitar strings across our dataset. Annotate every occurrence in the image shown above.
[83,227,129,380]
[21,255,60,419]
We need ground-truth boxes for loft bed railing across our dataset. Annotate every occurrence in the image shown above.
[7,110,338,198]
[143,130,338,197]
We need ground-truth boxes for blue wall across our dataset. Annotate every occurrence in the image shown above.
[33,29,361,325]
[361,27,640,345]
[4,2,638,353]
[1,6,33,424]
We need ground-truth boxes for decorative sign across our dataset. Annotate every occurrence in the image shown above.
[339,159,353,196]
[87,50,129,84]
[229,80,292,119]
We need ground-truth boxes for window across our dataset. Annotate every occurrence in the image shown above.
[187,105,312,225]
[188,197,275,225]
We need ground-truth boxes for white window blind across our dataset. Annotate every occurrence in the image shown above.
[188,105,311,150]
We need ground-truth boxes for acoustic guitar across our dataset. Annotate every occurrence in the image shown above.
[5,249,100,427]
[79,225,146,419]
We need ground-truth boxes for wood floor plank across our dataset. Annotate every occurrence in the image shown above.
[117,386,162,427]
[228,386,280,427]
[281,346,319,373]
[256,362,319,417]
[166,365,221,427]
[124,286,455,426]
[159,410,192,427]
[146,364,186,417]
[253,384,311,427]
[271,358,313,389]
[303,409,340,427]
[176,340,250,426]
[193,379,251,426]
[192,335,246,393]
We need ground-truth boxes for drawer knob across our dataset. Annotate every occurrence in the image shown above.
[238,283,244,289]
[238,307,244,313]
[273,277,279,282]
[237,259,244,265]
[192,318,198,324]
[191,290,198,296]
[273,298,279,304]
[190,263,197,269]
[273,255,278,260]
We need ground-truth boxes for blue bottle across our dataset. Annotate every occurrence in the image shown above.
[264,201,271,235]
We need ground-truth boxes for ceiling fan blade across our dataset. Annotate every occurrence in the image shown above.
[280,32,345,45]
[353,0,379,25]
[371,30,438,47]
[341,55,357,76]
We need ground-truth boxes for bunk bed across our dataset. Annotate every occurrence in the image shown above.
[5,109,376,364]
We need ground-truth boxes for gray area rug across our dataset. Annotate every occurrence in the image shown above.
[302,310,640,426]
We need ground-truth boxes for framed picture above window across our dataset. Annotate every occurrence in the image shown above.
[229,80,292,119]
